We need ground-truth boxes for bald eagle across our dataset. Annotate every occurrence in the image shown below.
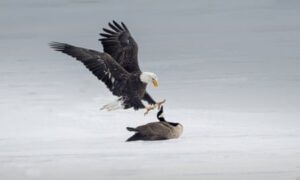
[49,21,164,114]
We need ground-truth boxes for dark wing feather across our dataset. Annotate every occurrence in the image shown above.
[49,42,102,60]
[49,42,129,97]
[99,21,141,73]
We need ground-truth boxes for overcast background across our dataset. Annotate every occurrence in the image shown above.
[0,0,300,180]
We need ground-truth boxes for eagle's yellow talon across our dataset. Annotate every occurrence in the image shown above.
[144,100,166,115]
[156,99,166,109]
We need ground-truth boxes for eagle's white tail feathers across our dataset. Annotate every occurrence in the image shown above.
[100,99,124,111]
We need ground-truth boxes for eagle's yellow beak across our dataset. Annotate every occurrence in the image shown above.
[152,79,159,88]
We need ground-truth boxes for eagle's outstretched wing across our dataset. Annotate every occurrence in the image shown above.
[49,42,146,110]
[99,21,141,73]
[49,42,129,97]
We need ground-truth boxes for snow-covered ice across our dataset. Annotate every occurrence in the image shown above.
[1,0,300,179]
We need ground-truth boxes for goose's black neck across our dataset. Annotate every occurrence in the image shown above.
[157,106,166,122]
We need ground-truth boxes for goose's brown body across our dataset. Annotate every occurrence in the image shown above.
[126,106,183,141]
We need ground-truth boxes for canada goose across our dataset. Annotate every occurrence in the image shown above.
[126,106,183,141]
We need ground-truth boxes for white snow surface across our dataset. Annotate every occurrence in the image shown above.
[1,0,300,179]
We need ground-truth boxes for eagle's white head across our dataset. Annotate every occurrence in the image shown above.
[140,72,159,87]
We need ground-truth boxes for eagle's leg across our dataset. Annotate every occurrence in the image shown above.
[144,104,156,115]
[155,99,166,109]
[144,99,166,115]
